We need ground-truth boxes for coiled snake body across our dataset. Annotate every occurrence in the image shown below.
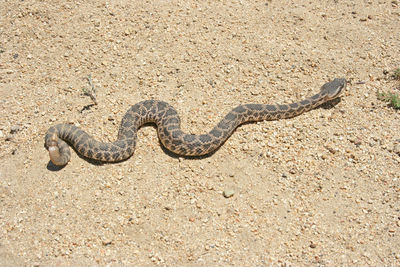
[45,78,346,166]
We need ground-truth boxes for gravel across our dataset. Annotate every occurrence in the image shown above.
[0,0,399,266]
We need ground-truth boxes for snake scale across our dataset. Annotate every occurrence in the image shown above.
[45,78,346,166]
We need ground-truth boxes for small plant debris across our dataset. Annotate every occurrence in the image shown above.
[392,68,400,81]
[82,74,98,105]
[377,91,400,109]
[377,68,400,109]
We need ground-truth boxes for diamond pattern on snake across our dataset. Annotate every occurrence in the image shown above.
[45,78,347,166]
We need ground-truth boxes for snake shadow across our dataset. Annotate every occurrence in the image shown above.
[46,161,66,171]
[318,97,342,110]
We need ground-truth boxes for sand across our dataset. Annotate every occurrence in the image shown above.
[1,0,399,265]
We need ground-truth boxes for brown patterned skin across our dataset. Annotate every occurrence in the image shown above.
[45,78,346,166]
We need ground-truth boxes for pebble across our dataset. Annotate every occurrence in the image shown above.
[325,145,337,154]
[393,143,400,156]
[5,135,14,141]
[124,28,132,35]
[223,189,235,198]
[102,240,113,246]
[1,2,399,266]
[10,125,20,134]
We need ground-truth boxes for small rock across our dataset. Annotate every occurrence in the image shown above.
[223,189,235,198]
[310,242,317,248]
[5,135,14,141]
[393,143,400,156]
[10,125,20,134]
[102,240,113,246]
[354,139,362,146]
[250,90,259,96]
[325,145,337,154]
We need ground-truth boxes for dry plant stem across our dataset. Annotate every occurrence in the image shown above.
[84,74,97,105]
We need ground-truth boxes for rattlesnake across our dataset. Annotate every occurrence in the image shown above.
[45,78,346,166]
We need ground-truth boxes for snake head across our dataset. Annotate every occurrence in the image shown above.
[321,78,347,100]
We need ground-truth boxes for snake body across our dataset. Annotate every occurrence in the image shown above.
[45,78,346,166]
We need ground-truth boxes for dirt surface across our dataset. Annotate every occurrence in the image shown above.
[1,0,399,266]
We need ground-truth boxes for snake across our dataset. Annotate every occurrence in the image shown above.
[45,78,346,166]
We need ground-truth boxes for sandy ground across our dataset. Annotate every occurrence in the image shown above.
[1,0,399,266]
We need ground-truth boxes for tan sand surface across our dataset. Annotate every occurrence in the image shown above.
[1,0,399,265]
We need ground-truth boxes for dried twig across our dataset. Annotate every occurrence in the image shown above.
[82,74,98,105]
